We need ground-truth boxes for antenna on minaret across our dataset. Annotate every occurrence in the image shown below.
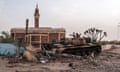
[36,3,38,8]
[35,3,39,10]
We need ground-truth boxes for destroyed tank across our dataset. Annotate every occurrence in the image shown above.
[42,37,101,57]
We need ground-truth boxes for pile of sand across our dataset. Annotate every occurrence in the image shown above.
[23,45,41,62]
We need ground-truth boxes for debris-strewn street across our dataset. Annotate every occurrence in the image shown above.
[0,46,120,72]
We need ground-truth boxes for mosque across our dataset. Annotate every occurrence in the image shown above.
[10,4,66,48]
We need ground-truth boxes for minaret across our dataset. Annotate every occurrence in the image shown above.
[34,4,40,28]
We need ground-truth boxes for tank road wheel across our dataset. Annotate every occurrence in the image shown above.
[94,49,101,57]
[86,50,88,56]
[86,50,91,56]
[80,51,84,56]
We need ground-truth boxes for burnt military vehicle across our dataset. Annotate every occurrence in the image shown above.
[42,33,101,57]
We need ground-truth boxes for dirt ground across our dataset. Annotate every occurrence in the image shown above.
[0,45,120,72]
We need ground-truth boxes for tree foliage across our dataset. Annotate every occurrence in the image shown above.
[84,27,107,43]
[70,32,81,38]
[0,31,15,43]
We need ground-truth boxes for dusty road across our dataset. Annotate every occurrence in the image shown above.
[0,45,120,72]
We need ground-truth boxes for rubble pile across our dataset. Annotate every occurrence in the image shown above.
[0,41,120,72]
[0,51,120,72]
[61,52,120,72]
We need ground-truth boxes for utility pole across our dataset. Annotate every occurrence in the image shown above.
[117,24,120,40]
[25,19,29,46]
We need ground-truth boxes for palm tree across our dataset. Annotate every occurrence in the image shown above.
[70,32,81,38]
[1,31,10,38]
[0,31,15,43]
[84,27,107,43]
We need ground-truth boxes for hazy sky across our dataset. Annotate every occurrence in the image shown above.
[0,0,120,40]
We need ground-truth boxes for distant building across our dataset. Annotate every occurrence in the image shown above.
[11,4,65,48]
